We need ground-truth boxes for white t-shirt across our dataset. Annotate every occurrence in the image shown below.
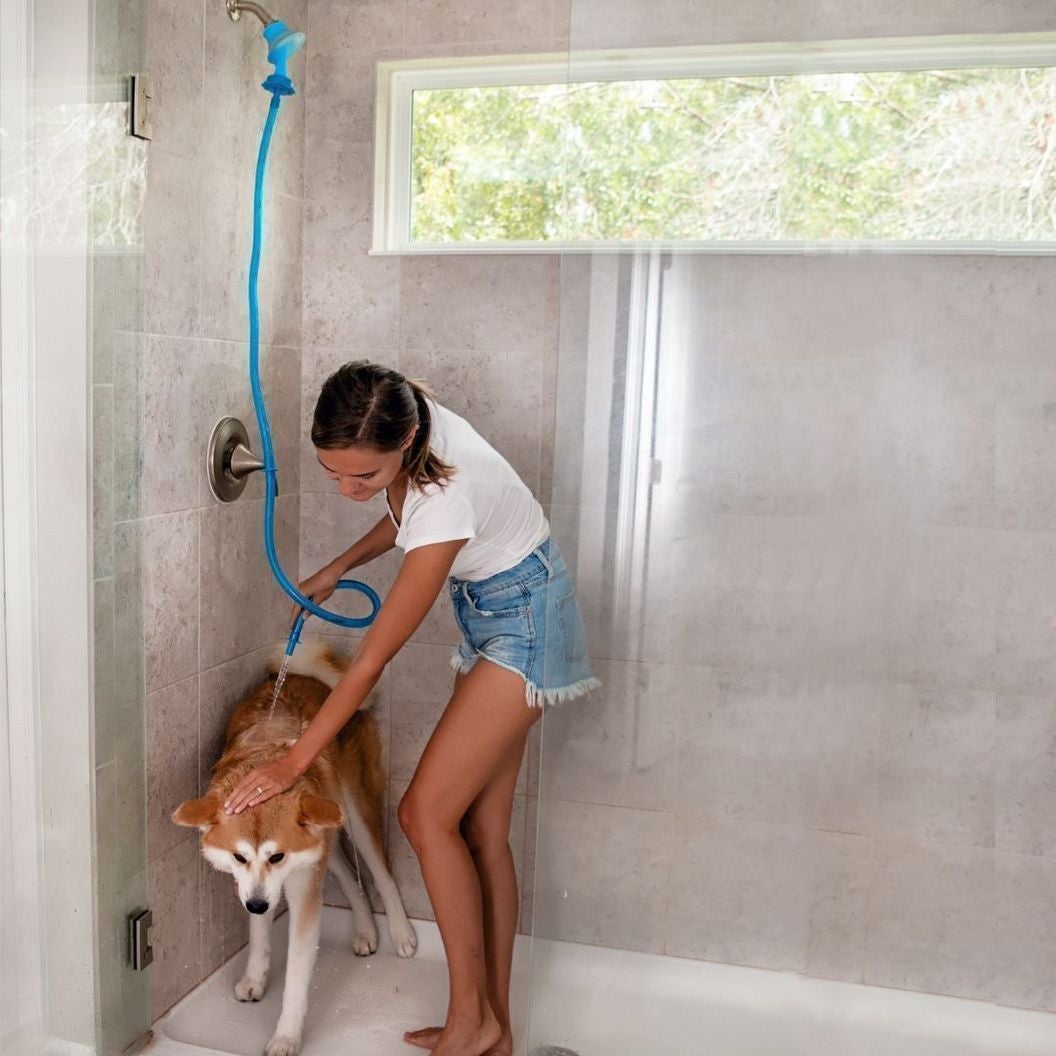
[385,399,550,581]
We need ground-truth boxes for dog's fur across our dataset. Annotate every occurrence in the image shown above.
[172,639,416,1056]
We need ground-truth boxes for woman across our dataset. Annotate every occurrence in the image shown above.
[224,360,598,1056]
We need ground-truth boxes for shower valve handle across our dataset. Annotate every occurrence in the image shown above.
[229,442,265,480]
[207,416,266,502]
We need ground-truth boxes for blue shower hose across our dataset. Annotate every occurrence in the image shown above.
[251,73,381,655]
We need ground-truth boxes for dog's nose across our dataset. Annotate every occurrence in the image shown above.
[245,898,269,915]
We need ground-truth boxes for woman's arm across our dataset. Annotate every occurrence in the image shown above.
[225,536,467,814]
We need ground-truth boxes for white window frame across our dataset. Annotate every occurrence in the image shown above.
[372,32,1056,255]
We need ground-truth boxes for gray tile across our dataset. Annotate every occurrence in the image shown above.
[94,0,146,79]
[198,494,299,669]
[105,549,142,722]
[676,668,814,828]
[884,526,998,692]
[532,799,672,952]
[146,674,199,862]
[145,0,204,158]
[800,675,883,834]
[804,832,872,983]
[568,0,715,47]
[148,837,202,1019]
[866,838,995,1001]
[994,530,1056,697]
[406,0,544,44]
[141,510,199,694]
[540,658,677,811]
[114,334,201,520]
[145,148,202,338]
[873,684,996,849]
[399,255,558,353]
[303,207,399,349]
[678,355,866,519]
[114,513,197,702]
[115,698,149,896]
[198,167,250,344]
[92,251,144,385]
[996,692,1056,856]
[995,365,1056,532]
[303,132,373,213]
[262,259,304,349]
[666,815,809,969]
[994,852,1056,1012]
[201,0,263,183]
[94,577,117,766]
[858,351,999,530]
[93,384,114,579]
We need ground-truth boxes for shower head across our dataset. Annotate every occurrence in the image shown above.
[263,20,306,76]
[226,1,305,83]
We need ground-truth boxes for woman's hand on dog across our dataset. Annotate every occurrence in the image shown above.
[291,561,344,625]
[224,756,303,814]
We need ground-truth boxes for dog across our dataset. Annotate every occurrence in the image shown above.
[172,638,417,1056]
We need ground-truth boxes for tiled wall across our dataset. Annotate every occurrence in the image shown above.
[93,0,308,1027]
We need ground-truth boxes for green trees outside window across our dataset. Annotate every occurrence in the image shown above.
[410,68,1056,244]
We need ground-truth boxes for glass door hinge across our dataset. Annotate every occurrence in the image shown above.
[129,74,153,140]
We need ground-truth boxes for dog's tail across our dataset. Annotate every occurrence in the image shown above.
[268,636,352,694]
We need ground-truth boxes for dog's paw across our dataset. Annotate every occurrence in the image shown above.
[264,1035,300,1056]
[390,917,418,958]
[352,923,378,956]
[235,975,267,1002]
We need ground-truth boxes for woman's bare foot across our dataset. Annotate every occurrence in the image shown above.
[403,1012,502,1056]
[404,1023,512,1055]
[483,1030,513,1056]
[402,1025,442,1049]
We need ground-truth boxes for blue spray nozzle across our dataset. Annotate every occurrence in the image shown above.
[262,20,305,81]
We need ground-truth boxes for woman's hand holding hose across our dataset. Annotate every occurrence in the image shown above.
[290,561,344,626]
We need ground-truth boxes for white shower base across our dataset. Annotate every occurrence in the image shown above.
[147,906,1056,1056]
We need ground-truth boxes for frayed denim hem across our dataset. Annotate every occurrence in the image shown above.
[449,650,601,709]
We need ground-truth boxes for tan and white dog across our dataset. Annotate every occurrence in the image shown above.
[173,639,417,1056]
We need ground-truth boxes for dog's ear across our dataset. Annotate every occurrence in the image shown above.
[299,794,342,829]
[172,796,219,828]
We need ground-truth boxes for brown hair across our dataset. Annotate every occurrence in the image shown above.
[310,360,456,490]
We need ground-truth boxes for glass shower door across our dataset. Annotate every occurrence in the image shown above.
[91,0,151,1050]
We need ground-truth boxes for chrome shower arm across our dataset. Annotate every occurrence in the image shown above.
[226,0,276,26]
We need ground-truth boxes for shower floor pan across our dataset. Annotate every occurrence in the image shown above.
[148,905,1056,1056]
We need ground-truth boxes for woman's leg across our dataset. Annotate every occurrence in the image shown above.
[403,712,528,1054]
[397,660,541,1056]
[462,728,528,1054]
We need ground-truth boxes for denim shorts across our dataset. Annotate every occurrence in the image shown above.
[448,537,600,708]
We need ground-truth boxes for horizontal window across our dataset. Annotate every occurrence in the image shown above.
[373,35,1056,253]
